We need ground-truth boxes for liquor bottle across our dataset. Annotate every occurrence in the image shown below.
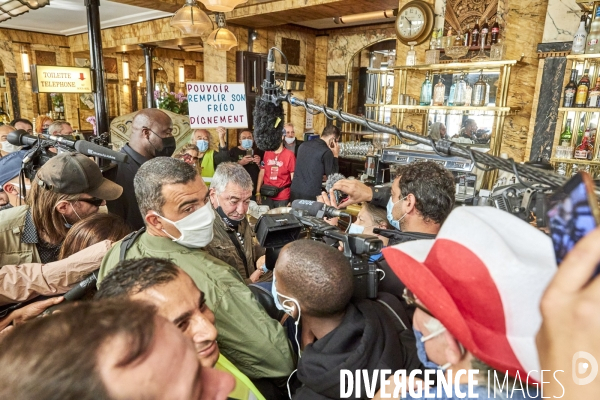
[573,13,589,54]
[589,123,597,159]
[419,72,433,106]
[481,19,490,46]
[559,119,573,146]
[454,73,468,106]
[490,20,500,44]
[430,30,438,50]
[472,71,487,107]
[574,128,593,159]
[432,76,446,106]
[471,22,480,47]
[484,76,491,106]
[448,76,457,106]
[588,77,600,107]
[575,69,591,107]
[563,69,578,107]
[586,5,600,53]
[463,24,471,47]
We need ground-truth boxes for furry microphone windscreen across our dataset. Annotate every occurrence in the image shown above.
[253,97,284,151]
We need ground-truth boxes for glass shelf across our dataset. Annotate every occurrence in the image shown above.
[550,158,600,166]
[368,59,521,74]
[558,107,600,112]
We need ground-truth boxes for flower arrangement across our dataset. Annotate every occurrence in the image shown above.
[86,116,97,135]
[155,91,189,115]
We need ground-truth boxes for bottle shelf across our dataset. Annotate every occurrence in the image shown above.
[368,59,521,73]
[550,158,600,166]
[558,107,600,112]
[364,104,519,115]
[566,53,600,60]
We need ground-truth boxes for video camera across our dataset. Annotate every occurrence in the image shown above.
[255,204,383,300]
[7,129,127,181]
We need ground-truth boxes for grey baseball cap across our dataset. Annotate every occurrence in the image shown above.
[36,152,123,200]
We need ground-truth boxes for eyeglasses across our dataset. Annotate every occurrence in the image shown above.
[403,288,433,318]
[77,197,104,207]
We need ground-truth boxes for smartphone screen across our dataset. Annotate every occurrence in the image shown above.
[547,172,600,267]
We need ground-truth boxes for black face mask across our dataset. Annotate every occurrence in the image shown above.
[149,135,176,157]
[216,205,241,228]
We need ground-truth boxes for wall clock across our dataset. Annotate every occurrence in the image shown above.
[395,0,435,46]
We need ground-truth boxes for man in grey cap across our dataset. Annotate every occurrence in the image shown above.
[0,152,123,267]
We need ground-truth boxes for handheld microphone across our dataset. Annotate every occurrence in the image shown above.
[291,199,350,219]
[72,139,128,163]
[325,173,346,193]
[7,130,41,147]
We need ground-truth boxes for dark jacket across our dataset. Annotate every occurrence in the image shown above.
[294,299,422,400]
[105,145,150,230]
[290,138,338,201]
[371,186,391,209]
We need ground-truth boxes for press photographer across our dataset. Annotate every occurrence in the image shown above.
[0,152,123,267]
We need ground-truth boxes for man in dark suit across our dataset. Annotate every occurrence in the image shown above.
[283,123,303,158]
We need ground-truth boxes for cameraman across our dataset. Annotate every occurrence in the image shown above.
[0,152,123,267]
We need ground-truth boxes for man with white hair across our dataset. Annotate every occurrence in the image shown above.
[205,162,268,283]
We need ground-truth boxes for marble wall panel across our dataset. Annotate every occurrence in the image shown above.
[542,0,579,43]
[529,57,566,161]
[313,35,329,135]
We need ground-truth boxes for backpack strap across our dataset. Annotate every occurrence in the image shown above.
[119,227,146,262]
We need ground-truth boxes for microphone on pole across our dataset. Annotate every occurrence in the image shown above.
[254,48,285,151]
[291,199,350,219]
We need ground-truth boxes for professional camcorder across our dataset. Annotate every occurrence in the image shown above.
[7,129,127,181]
[255,200,383,300]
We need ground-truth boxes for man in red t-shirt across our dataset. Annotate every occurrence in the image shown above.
[256,142,296,209]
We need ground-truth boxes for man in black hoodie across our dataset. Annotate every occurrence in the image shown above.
[273,240,422,400]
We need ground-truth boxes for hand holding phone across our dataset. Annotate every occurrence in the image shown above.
[547,172,600,275]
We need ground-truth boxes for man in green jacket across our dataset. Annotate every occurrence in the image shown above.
[98,157,294,381]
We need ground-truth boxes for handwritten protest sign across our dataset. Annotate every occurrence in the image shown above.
[187,82,248,129]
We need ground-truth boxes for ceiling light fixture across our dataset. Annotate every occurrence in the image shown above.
[199,0,247,12]
[250,30,258,41]
[206,12,237,51]
[179,64,185,88]
[170,0,213,36]
[0,0,50,23]
[333,9,397,25]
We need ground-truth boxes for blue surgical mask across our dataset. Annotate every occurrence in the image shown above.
[348,223,365,234]
[413,328,451,370]
[196,140,209,152]
[386,196,407,230]
[241,139,253,149]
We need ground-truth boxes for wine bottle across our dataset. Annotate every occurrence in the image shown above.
[563,69,578,107]
[575,69,591,107]
[463,24,471,47]
[559,119,573,146]
[587,77,600,107]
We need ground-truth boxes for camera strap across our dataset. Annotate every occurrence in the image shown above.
[119,227,146,262]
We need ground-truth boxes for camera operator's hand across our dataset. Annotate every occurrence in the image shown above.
[537,226,600,399]
[332,179,372,208]
[13,297,64,326]
[317,192,338,226]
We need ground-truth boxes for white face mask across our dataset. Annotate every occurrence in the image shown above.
[154,202,215,248]
[284,137,295,144]
[1,141,21,153]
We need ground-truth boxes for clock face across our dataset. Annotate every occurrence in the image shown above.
[397,6,425,39]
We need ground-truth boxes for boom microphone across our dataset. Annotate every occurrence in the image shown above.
[291,199,350,219]
[73,139,128,163]
[254,47,285,151]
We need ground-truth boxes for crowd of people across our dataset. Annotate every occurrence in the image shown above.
[0,109,598,400]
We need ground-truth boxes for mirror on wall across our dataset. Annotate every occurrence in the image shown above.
[345,39,397,135]
[137,62,170,109]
